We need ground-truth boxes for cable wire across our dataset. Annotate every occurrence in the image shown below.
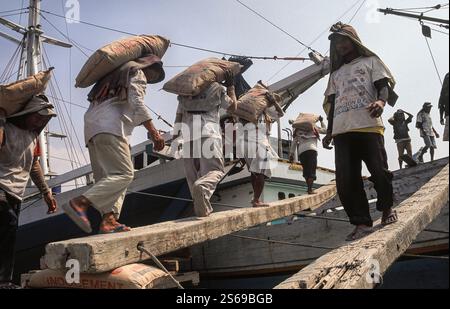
[234,0,318,53]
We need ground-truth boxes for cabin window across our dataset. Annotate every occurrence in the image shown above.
[288,193,295,199]
[278,192,286,200]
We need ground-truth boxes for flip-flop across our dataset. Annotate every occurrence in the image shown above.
[99,224,131,234]
[62,201,92,233]
[382,210,398,227]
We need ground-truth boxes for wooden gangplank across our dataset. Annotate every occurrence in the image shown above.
[43,183,337,273]
[275,164,449,289]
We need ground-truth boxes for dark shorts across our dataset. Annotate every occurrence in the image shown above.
[299,150,318,181]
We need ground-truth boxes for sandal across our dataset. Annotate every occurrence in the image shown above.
[382,210,398,227]
[62,201,92,233]
[345,226,373,241]
[99,224,131,234]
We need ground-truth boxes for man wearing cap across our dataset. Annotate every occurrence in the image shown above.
[0,95,58,288]
[416,102,440,162]
[64,55,166,234]
[322,22,398,241]
[388,109,414,169]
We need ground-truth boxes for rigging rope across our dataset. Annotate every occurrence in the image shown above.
[136,243,184,289]
[0,8,28,15]
[228,234,336,250]
[0,36,23,83]
[267,0,364,82]
[234,0,318,53]
[37,8,310,61]
[126,190,243,209]
[39,12,90,57]
[423,34,444,86]
[42,46,89,166]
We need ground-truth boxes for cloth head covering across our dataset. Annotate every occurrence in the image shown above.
[7,95,56,134]
[8,95,56,118]
[88,54,165,103]
[323,22,398,114]
[423,102,433,108]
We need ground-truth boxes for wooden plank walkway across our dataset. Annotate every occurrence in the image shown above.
[275,164,449,289]
[44,183,337,273]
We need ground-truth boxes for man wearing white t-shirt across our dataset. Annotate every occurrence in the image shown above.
[322,23,399,241]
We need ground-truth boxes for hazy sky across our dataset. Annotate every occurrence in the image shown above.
[1,0,449,175]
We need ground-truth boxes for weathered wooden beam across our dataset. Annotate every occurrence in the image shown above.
[275,164,449,289]
[44,183,337,273]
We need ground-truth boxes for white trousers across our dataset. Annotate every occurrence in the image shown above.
[84,134,134,218]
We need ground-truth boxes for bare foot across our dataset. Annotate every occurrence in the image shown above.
[252,200,269,208]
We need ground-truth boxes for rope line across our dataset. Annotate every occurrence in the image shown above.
[234,0,318,53]
[37,9,310,61]
[137,243,184,289]
[228,234,336,250]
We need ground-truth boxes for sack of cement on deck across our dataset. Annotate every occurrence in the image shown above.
[293,113,320,131]
[0,68,53,117]
[22,263,167,289]
[75,35,170,88]
[234,82,282,123]
[163,58,242,96]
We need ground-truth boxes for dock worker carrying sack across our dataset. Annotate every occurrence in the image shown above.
[0,68,53,117]
[76,35,170,88]
[163,58,242,97]
[293,113,320,132]
[234,82,283,124]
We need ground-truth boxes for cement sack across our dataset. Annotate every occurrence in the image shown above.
[178,82,224,112]
[293,113,320,131]
[234,83,282,123]
[76,35,170,88]
[163,58,242,96]
[24,263,167,289]
[0,68,53,117]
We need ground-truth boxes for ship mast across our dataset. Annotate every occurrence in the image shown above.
[0,0,72,176]
[378,8,449,27]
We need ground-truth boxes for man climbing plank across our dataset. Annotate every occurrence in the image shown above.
[63,55,165,234]
[174,70,237,217]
